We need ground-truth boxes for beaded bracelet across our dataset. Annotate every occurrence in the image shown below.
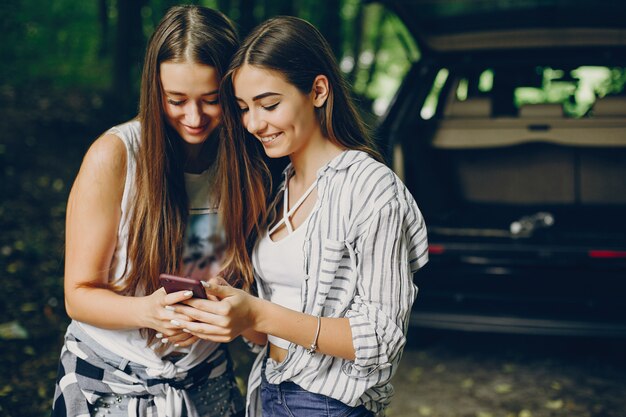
[305,315,321,355]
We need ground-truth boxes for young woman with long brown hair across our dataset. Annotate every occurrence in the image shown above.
[51,5,268,417]
[170,16,429,417]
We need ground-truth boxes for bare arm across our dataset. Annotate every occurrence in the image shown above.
[64,134,195,343]
[172,283,355,360]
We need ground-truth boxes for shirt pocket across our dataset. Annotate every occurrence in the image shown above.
[315,238,357,317]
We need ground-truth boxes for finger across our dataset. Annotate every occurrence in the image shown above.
[201,280,235,299]
[179,298,227,315]
[209,276,230,286]
[163,290,195,305]
[175,335,199,347]
[167,331,194,344]
[174,304,228,327]
[181,323,232,343]
[162,305,195,323]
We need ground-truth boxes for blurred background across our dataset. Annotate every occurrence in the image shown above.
[0,1,414,415]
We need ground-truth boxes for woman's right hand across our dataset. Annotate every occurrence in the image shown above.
[142,287,199,347]
[166,279,259,343]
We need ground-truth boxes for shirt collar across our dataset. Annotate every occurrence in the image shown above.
[281,150,370,180]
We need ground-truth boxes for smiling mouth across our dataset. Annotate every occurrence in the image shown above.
[183,124,208,134]
[259,133,282,144]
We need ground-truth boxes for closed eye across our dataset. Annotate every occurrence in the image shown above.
[167,98,185,106]
[264,102,279,111]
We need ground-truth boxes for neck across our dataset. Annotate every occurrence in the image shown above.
[290,134,344,186]
[182,133,218,174]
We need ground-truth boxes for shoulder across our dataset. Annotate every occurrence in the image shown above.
[331,151,422,234]
[82,133,127,177]
[72,133,127,199]
[341,152,401,209]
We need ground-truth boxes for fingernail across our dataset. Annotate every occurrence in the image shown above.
[182,328,191,333]
[161,338,169,343]
[201,281,212,289]
[164,305,175,311]
[183,291,193,296]
[156,333,163,339]
[171,319,181,326]
[174,343,180,347]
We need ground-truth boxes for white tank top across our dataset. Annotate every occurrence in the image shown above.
[253,177,317,349]
[75,120,223,376]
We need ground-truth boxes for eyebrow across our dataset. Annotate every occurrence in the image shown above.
[236,92,282,102]
[164,89,219,96]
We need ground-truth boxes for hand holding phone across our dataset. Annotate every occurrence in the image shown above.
[159,274,207,299]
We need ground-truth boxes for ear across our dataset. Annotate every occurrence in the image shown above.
[311,75,330,108]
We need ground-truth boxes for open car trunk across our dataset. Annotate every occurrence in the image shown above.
[391,65,626,336]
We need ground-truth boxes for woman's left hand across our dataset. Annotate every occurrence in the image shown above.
[169,278,257,342]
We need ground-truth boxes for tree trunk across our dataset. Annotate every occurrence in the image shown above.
[347,2,364,84]
[238,0,257,37]
[363,10,387,90]
[217,0,231,16]
[317,0,342,58]
[113,0,146,117]
[98,0,109,57]
[263,0,294,17]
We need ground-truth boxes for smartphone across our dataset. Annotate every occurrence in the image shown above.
[159,273,207,299]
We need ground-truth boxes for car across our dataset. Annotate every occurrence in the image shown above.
[374,0,626,337]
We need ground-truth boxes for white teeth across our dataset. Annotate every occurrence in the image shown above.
[260,133,280,143]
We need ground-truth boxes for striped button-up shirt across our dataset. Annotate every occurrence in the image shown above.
[248,150,428,416]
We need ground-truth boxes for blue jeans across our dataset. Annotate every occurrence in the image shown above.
[260,369,372,417]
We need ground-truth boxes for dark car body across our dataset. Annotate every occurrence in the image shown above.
[375,0,626,336]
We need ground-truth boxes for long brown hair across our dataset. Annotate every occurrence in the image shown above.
[218,17,383,286]
[119,6,238,302]
[220,16,383,164]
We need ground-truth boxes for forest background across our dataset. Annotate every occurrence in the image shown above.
[0,1,418,416]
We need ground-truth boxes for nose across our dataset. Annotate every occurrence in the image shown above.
[185,102,203,127]
[245,109,266,135]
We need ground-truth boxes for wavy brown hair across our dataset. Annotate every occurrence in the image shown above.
[117,7,238,305]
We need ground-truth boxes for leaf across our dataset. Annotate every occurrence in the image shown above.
[0,321,29,339]
[21,303,38,313]
[418,405,433,416]
[495,383,512,394]
[545,399,564,410]
[409,366,423,382]
[503,363,516,373]
[461,378,474,389]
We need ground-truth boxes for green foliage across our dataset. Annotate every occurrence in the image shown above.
[0,0,419,119]
[1,0,111,90]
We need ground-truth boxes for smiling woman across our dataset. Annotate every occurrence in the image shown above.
[50,5,255,417]
[167,15,429,417]
[234,65,328,160]
[160,62,221,150]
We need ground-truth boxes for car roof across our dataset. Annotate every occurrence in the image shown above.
[380,0,626,52]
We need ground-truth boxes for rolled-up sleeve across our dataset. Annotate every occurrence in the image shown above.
[343,196,427,377]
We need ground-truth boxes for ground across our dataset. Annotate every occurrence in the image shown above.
[1,89,624,417]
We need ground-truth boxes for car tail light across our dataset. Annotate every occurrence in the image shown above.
[588,250,626,258]
[429,244,446,255]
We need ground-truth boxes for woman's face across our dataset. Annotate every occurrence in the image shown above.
[160,61,221,147]
[233,64,322,159]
